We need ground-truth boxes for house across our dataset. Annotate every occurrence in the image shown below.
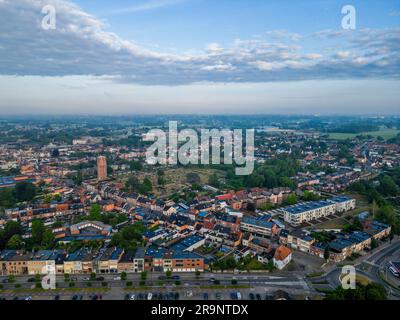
[273,245,292,270]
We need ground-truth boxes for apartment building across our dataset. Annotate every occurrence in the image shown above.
[283,199,343,226]
[240,216,277,238]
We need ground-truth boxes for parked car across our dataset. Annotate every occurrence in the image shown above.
[130,294,135,300]
[389,266,399,277]
[203,293,209,300]
[54,295,60,300]
[147,293,153,300]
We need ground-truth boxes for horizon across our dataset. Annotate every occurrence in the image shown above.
[0,0,399,114]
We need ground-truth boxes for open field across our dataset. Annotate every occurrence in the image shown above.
[328,128,399,140]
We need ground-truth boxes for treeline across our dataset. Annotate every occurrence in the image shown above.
[0,181,37,208]
[208,156,300,190]
[349,170,400,234]
[325,282,387,300]
[0,220,54,251]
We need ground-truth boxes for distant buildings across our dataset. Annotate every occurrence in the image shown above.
[97,156,107,181]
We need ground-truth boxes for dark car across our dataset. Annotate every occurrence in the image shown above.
[96,277,105,281]
[124,294,130,300]
[158,276,166,280]
[54,295,60,300]
[249,293,255,300]
[171,275,180,280]
[203,293,209,300]
[72,295,78,300]
[174,292,180,300]
[91,295,98,300]
[230,292,237,300]
[137,293,144,300]
[168,293,174,300]
[256,294,261,300]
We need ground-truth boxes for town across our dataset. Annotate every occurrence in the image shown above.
[0,115,399,301]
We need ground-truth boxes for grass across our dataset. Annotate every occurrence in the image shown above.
[328,128,399,141]
[306,272,325,278]
[199,285,251,290]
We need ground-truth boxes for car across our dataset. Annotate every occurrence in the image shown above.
[256,293,261,300]
[171,275,180,280]
[230,292,237,300]
[78,295,83,300]
[24,296,32,300]
[147,293,153,300]
[168,293,174,300]
[72,295,78,300]
[2,279,9,283]
[54,295,60,300]
[83,277,90,281]
[98,295,102,300]
[203,293,209,300]
[215,292,221,300]
[113,276,121,281]
[124,294,130,300]
[158,276,166,280]
[186,290,193,297]
[152,293,158,300]
[237,292,242,300]
[96,277,105,281]
[13,297,19,300]
[389,266,399,277]
[130,294,135,300]
[174,292,180,300]
[91,295,98,300]
[137,293,144,300]
[249,293,255,300]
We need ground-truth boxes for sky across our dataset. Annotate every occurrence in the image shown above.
[0,0,399,115]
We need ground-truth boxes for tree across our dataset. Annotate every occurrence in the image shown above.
[42,229,55,249]
[121,271,127,281]
[130,161,143,172]
[89,204,102,221]
[125,175,140,192]
[370,238,379,250]
[139,178,152,195]
[166,270,172,278]
[6,234,24,249]
[186,172,201,184]
[286,194,297,205]
[324,248,330,260]
[31,220,45,245]
[14,181,36,202]
[140,271,147,281]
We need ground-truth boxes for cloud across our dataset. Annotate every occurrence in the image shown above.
[0,0,399,85]
[107,0,187,15]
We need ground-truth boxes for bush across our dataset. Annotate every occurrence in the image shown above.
[175,280,181,286]
[139,280,146,286]
[231,279,238,285]
[86,282,92,287]
[69,282,75,288]
[126,281,133,287]
[15,283,21,289]
[102,282,107,287]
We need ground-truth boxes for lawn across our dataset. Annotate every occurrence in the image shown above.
[328,128,399,140]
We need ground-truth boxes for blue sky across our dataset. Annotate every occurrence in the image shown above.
[0,0,399,114]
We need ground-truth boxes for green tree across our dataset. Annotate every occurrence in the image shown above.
[14,181,36,202]
[286,194,298,205]
[6,234,24,249]
[31,220,45,245]
[42,229,55,249]
[89,204,102,221]
[139,178,152,195]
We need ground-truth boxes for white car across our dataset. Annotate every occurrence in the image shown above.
[130,294,135,300]
[236,292,242,300]
[113,276,121,281]
[389,266,399,277]
[147,293,153,300]
[25,296,32,301]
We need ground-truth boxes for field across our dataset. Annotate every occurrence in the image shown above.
[328,128,399,140]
